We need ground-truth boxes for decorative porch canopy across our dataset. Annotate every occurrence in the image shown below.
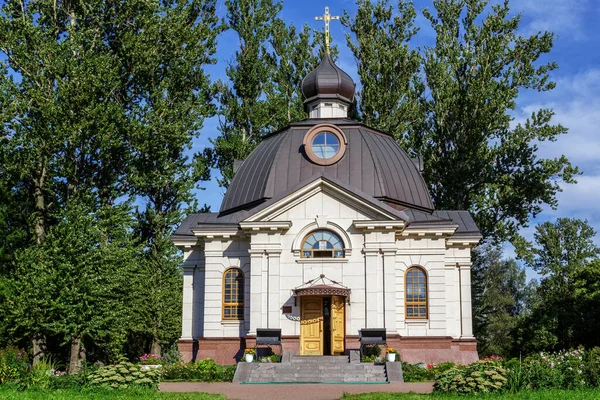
[293,274,351,301]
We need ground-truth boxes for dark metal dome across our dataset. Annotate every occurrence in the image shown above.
[219,120,434,215]
[301,54,355,105]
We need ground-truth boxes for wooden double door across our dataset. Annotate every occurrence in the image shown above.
[300,296,345,355]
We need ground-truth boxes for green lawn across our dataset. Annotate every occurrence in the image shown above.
[0,387,225,400]
[2,387,600,400]
[342,388,600,399]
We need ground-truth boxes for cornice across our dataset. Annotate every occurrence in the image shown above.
[446,236,482,248]
[171,237,199,248]
[353,220,406,231]
[399,224,458,238]
[239,221,292,232]
[191,228,240,239]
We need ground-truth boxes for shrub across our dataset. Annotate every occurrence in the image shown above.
[161,343,183,365]
[139,353,163,365]
[360,345,383,363]
[23,356,58,389]
[48,374,85,390]
[0,347,28,384]
[584,347,600,387]
[87,361,159,390]
[161,358,235,382]
[434,360,509,394]
[360,355,378,363]
[523,348,588,390]
[258,354,280,363]
[402,362,435,382]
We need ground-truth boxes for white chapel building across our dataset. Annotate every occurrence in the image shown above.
[172,53,481,365]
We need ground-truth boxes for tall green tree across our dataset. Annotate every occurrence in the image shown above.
[116,0,219,355]
[0,0,219,363]
[471,245,534,357]
[9,202,140,373]
[418,0,578,241]
[208,0,331,188]
[209,0,283,188]
[515,218,600,352]
[341,0,424,143]
[0,0,137,362]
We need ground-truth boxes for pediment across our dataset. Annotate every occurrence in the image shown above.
[242,176,407,223]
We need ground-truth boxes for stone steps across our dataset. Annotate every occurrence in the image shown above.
[290,355,350,364]
[245,355,388,383]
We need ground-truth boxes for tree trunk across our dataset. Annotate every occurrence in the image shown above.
[33,162,46,245]
[32,163,47,366]
[68,336,85,374]
[32,336,46,365]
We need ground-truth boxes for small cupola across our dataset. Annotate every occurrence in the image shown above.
[301,53,355,118]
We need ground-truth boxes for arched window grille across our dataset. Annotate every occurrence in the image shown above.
[222,268,244,320]
[405,267,427,319]
[301,230,345,258]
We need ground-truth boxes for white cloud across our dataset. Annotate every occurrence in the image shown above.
[515,0,591,40]
[520,68,600,171]
[549,175,600,223]
[514,66,600,258]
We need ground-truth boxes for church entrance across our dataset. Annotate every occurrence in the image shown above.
[300,296,345,355]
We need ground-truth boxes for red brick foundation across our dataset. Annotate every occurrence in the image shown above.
[177,339,198,363]
[387,335,478,365]
[179,335,478,365]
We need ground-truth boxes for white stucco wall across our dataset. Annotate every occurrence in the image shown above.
[179,189,475,340]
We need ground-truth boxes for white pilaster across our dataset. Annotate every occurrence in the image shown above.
[180,266,195,340]
[459,264,474,338]
[267,250,282,328]
[364,248,379,328]
[382,248,397,332]
[445,263,461,338]
[248,250,265,335]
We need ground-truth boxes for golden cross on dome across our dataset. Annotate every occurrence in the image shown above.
[315,6,340,54]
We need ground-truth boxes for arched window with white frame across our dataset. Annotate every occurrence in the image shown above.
[301,230,345,258]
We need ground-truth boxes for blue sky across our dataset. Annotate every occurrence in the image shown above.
[2,1,598,271]
[195,0,600,274]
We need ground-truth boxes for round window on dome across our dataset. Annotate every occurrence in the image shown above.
[312,132,339,159]
[303,124,347,166]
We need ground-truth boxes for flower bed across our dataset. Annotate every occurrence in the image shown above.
[160,358,235,382]
[87,361,160,390]
[433,347,600,395]
[434,360,509,394]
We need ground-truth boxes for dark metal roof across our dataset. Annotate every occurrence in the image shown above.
[404,209,481,235]
[433,210,481,235]
[172,211,246,239]
[301,54,355,105]
[219,119,435,215]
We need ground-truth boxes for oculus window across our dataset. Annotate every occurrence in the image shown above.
[405,267,427,319]
[303,124,347,165]
[311,132,340,159]
[222,268,244,320]
[301,230,345,258]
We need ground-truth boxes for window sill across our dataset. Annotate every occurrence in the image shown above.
[404,319,429,324]
[221,320,244,325]
[296,258,349,264]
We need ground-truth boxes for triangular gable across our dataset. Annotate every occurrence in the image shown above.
[242,174,409,223]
